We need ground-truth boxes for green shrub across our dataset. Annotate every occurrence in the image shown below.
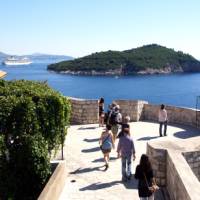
[0,80,71,199]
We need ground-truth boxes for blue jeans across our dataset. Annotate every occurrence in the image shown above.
[121,155,132,178]
[159,121,167,136]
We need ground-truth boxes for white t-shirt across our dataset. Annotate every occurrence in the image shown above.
[158,109,168,122]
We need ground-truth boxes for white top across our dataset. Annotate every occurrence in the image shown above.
[158,109,168,122]
[116,112,122,123]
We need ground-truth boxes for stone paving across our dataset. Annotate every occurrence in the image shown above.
[59,121,200,200]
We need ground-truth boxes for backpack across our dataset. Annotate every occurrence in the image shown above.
[109,112,118,125]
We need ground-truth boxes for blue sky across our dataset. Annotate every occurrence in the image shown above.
[0,0,200,58]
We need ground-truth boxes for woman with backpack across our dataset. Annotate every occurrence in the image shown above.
[99,124,115,170]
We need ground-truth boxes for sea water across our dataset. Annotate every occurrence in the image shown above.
[1,61,200,109]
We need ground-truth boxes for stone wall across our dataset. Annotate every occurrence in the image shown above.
[183,151,200,181]
[147,142,200,200]
[144,104,197,127]
[114,100,147,121]
[69,97,199,128]
[147,143,167,186]
[69,97,99,124]
[38,161,66,200]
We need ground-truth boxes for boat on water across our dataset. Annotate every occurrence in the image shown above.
[2,56,32,65]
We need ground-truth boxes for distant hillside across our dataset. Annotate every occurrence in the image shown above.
[0,52,73,63]
[27,53,73,61]
[47,44,200,75]
[0,52,9,59]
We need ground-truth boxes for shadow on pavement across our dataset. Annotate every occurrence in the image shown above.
[79,177,138,191]
[92,157,118,163]
[121,175,138,190]
[70,165,105,174]
[79,181,121,191]
[78,126,98,130]
[84,138,99,142]
[137,136,159,141]
[174,130,199,139]
[82,146,100,153]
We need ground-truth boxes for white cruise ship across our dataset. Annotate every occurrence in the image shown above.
[3,57,32,65]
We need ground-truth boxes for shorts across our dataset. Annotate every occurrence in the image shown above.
[102,148,111,154]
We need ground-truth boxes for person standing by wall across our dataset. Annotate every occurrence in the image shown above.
[117,129,135,181]
[99,124,115,170]
[135,154,156,200]
[99,97,105,127]
[158,104,168,137]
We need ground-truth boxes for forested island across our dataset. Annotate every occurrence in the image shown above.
[47,44,200,75]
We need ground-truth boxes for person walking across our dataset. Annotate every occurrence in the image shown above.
[158,104,168,136]
[117,115,131,138]
[99,124,115,170]
[99,97,105,127]
[110,105,122,142]
[117,129,136,181]
[135,154,157,200]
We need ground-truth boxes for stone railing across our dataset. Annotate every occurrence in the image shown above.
[183,151,200,181]
[69,98,199,129]
[147,141,200,200]
[147,143,167,186]
[69,97,99,124]
[143,104,197,127]
[38,161,66,200]
[115,100,147,121]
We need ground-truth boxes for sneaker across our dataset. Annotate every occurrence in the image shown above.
[104,163,109,171]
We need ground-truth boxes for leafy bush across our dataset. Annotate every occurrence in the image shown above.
[0,80,71,199]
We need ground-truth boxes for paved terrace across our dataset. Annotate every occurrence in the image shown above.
[59,121,200,200]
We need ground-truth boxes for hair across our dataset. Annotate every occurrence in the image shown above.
[139,154,152,173]
[123,128,129,134]
[161,104,165,110]
[99,97,104,104]
[106,124,112,131]
[124,115,130,123]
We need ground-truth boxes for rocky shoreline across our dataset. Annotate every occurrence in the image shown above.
[55,67,184,75]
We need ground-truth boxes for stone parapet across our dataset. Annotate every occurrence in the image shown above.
[114,100,148,121]
[183,151,200,181]
[68,97,199,128]
[147,143,167,186]
[38,161,66,200]
[144,104,198,127]
[69,97,99,124]
[147,140,200,200]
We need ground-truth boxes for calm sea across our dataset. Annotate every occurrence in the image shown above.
[1,61,200,109]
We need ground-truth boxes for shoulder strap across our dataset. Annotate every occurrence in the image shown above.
[102,134,111,146]
[143,172,149,187]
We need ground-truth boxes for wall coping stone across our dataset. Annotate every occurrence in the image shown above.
[38,161,66,200]
[148,139,200,200]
